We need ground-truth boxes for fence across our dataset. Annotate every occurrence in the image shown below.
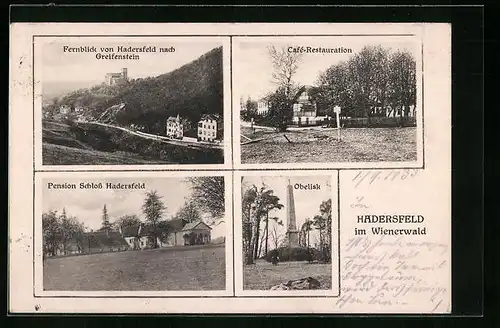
[338,116,416,128]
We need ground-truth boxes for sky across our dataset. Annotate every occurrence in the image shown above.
[234,36,420,101]
[241,175,333,247]
[42,177,226,238]
[39,37,223,93]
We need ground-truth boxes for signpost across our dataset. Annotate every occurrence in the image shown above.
[334,106,341,141]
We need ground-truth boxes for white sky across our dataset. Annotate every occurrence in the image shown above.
[234,36,420,100]
[241,175,332,246]
[40,37,222,86]
[42,177,226,238]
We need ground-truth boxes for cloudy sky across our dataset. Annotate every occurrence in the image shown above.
[241,175,333,247]
[42,177,226,238]
[234,35,420,101]
[39,37,222,92]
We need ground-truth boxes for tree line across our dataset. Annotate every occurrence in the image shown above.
[241,45,416,131]
[298,199,332,263]
[42,177,225,256]
[241,180,333,265]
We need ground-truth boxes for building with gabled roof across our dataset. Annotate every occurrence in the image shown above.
[119,219,212,250]
[197,113,223,143]
[166,114,184,139]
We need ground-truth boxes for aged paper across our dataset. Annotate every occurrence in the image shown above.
[9,23,451,313]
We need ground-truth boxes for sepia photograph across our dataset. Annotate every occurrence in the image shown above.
[235,36,421,165]
[240,175,335,291]
[39,175,227,292]
[38,38,225,165]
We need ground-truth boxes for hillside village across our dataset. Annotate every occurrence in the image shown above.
[42,46,224,164]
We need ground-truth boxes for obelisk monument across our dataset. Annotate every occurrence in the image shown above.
[286,179,299,248]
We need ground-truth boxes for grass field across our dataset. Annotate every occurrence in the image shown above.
[43,244,226,291]
[241,126,417,164]
[42,143,166,165]
[244,260,332,290]
[42,120,169,165]
[42,119,225,165]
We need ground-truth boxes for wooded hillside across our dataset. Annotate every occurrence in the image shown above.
[44,46,223,135]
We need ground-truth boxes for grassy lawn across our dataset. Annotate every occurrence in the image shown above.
[42,143,168,165]
[42,121,171,165]
[241,126,417,163]
[43,244,226,291]
[244,260,332,290]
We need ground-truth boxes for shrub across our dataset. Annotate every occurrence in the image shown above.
[263,246,323,263]
[341,116,416,128]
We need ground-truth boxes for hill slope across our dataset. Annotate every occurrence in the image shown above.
[44,46,224,134]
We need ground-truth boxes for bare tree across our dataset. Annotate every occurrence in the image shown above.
[269,218,285,250]
[268,45,303,98]
[267,45,304,131]
[187,177,225,224]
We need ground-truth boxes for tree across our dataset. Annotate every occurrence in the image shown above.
[174,201,202,223]
[42,210,61,256]
[312,199,332,263]
[100,204,112,232]
[242,182,284,261]
[241,97,258,121]
[267,87,293,132]
[315,45,416,125]
[268,45,303,99]
[113,214,141,232]
[269,218,284,249]
[319,199,332,262]
[156,220,174,244]
[267,45,303,131]
[299,218,314,248]
[59,208,74,254]
[242,184,258,265]
[260,191,283,256]
[142,190,166,249]
[316,61,356,118]
[42,209,86,256]
[187,177,225,224]
[388,50,416,125]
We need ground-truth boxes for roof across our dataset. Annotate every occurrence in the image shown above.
[85,231,128,248]
[167,115,181,123]
[200,114,222,122]
[121,225,139,237]
[164,218,188,231]
[181,221,212,231]
[136,219,188,237]
[106,72,123,77]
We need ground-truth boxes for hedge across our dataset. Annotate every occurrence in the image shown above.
[339,116,416,128]
[263,246,324,262]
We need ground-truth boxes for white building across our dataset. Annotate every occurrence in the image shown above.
[59,105,71,115]
[257,100,270,116]
[197,114,222,142]
[166,114,183,139]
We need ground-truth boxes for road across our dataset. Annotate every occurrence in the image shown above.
[79,121,223,150]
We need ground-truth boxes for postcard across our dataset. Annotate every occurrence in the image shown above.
[9,22,451,314]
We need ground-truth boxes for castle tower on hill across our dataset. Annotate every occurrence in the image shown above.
[105,68,128,86]
[286,179,299,248]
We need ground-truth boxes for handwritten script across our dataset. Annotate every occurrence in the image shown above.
[352,169,420,189]
[337,235,449,312]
